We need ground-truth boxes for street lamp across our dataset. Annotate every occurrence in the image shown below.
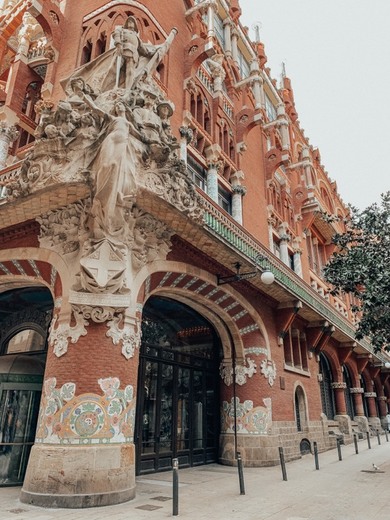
[216,253,274,286]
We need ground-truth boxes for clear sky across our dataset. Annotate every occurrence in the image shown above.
[239,0,390,210]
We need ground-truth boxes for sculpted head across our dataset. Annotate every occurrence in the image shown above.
[124,16,138,32]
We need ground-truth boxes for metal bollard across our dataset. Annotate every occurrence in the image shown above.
[279,447,288,481]
[237,452,245,495]
[385,430,389,442]
[172,458,179,516]
[336,438,342,461]
[313,441,319,470]
[367,431,371,449]
[354,434,359,454]
[377,430,381,445]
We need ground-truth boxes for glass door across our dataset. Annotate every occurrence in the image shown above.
[136,296,221,474]
[0,384,41,486]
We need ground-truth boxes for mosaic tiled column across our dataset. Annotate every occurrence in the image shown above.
[206,158,220,203]
[223,18,232,58]
[21,307,141,508]
[179,126,193,164]
[230,170,246,225]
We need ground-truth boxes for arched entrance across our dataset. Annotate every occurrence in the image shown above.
[0,286,53,486]
[135,295,221,474]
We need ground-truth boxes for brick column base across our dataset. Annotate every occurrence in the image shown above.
[20,443,135,508]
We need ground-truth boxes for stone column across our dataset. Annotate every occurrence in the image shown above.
[205,145,222,203]
[292,247,303,277]
[278,228,290,266]
[206,159,220,202]
[21,303,141,508]
[179,126,193,164]
[332,382,347,415]
[231,27,239,64]
[302,146,314,189]
[223,18,232,57]
[230,170,245,224]
[276,103,290,150]
[267,215,275,250]
[0,122,19,169]
[248,59,262,109]
[206,1,215,39]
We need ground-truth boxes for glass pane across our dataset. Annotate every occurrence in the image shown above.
[159,364,173,453]
[141,362,158,454]
[177,368,190,451]
[193,371,204,449]
[7,330,45,354]
[0,389,41,485]
[205,373,217,448]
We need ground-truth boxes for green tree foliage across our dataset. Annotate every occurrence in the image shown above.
[323,192,390,352]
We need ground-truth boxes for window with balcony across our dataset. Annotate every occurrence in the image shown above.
[265,93,277,121]
[218,186,232,214]
[214,14,225,48]
[188,156,207,192]
[237,49,250,79]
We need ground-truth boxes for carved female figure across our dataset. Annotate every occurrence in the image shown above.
[81,94,143,237]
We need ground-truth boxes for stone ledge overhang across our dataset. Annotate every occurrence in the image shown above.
[0,173,381,363]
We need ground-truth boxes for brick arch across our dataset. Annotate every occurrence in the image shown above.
[134,262,271,362]
[320,348,341,381]
[0,247,72,310]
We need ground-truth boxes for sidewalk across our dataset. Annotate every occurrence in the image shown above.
[1,435,390,520]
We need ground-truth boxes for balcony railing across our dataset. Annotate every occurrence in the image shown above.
[201,195,381,357]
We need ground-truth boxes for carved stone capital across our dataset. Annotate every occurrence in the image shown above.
[364,392,377,398]
[219,358,257,386]
[232,185,247,196]
[0,122,19,144]
[331,382,347,389]
[260,359,277,386]
[179,126,193,144]
[349,387,364,394]
[106,315,142,360]
[49,311,89,358]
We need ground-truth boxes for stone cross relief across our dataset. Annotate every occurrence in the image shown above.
[8,16,203,358]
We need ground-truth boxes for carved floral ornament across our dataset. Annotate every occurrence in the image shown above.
[49,306,142,360]
[219,357,276,387]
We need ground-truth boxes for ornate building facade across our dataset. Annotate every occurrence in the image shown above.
[0,0,389,508]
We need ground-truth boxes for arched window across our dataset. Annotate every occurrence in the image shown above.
[319,353,336,419]
[95,32,107,56]
[295,386,307,431]
[343,365,355,419]
[81,39,93,64]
